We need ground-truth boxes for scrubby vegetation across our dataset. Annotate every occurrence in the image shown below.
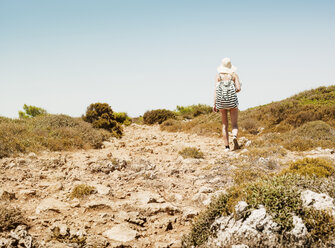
[160,112,221,136]
[160,86,335,152]
[0,114,110,158]
[82,103,124,138]
[70,184,96,199]
[143,109,176,124]
[112,112,132,126]
[18,104,47,119]
[179,147,204,159]
[182,158,335,247]
[175,104,212,119]
[282,157,334,178]
[0,204,26,231]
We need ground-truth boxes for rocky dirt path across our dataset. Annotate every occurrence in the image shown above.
[1,124,334,247]
[0,124,238,247]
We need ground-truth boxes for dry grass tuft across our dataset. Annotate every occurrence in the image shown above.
[70,184,96,199]
[179,147,204,159]
[0,204,26,231]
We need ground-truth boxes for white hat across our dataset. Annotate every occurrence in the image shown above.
[217,57,236,74]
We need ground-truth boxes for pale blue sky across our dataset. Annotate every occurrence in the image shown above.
[1,0,334,118]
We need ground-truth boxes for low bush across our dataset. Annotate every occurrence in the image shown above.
[0,204,26,231]
[143,109,176,124]
[179,147,204,159]
[282,157,334,178]
[182,194,230,247]
[112,112,132,126]
[82,102,123,138]
[0,115,110,158]
[239,117,262,135]
[160,119,183,132]
[282,121,335,151]
[182,173,335,247]
[175,104,212,119]
[70,184,96,199]
[302,208,335,243]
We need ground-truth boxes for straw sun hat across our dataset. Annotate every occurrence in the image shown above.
[217,57,236,74]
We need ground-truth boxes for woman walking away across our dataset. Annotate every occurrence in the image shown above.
[213,58,241,152]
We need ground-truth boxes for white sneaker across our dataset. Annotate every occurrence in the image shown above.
[224,147,230,153]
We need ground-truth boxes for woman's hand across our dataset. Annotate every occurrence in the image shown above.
[235,87,241,93]
[213,105,217,113]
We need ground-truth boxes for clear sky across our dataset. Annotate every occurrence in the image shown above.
[1,0,334,118]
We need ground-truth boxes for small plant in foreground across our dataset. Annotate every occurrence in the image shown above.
[282,157,334,178]
[182,173,335,247]
[0,204,26,231]
[179,147,204,159]
[143,109,176,124]
[302,208,335,243]
[70,184,96,199]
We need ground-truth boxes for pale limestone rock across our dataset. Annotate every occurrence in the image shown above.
[198,186,213,194]
[90,183,110,195]
[182,207,199,220]
[103,224,137,242]
[208,206,279,246]
[290,215,307,238]
[232,245,249,248]
[9,225,33,248]
[35,198,68,214]
[234,201,248,220]
[301,190,335,216]
[84,199,114,209]
[28,152,37,159]
[19,189,36,197]
[130,191,165,204]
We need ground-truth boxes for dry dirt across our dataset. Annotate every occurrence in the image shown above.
[0,124,334,248]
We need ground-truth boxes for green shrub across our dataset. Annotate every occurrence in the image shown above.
[179,147,204,159]
[0,204,26,231]
[70,184,96,199]
[282,121,335,151]
[112,112,132,126]
[82,103,123,138]
[181,194,230,247]
[18,104,47,119]
[143,109,176,124]
[0,115,110,158]
[182,173,335,247]
[282,157,334,178]
[176,104,212,119]
[302,208,335,243]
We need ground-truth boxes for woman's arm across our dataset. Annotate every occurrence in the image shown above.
[233,73,241,93]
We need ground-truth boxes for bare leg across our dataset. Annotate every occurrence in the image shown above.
[230,108,239,149]
[219,109,229,146]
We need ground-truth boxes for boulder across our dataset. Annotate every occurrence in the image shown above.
[103,224,137,242]
[301,190,335,216]
[35,198,68,214]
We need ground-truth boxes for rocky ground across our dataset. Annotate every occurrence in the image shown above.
[0,124,334,248]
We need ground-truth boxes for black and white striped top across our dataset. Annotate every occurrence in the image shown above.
[215,74,239,109]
